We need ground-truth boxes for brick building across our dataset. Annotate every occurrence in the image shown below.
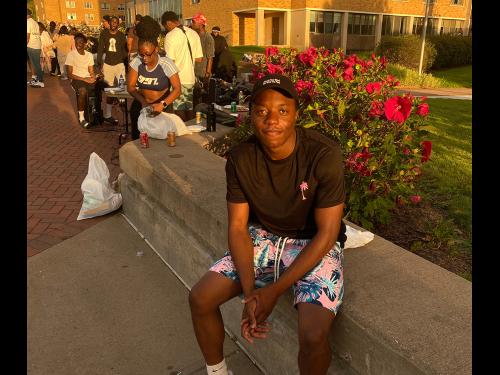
[32,0,127,29]
[179,0,471,51]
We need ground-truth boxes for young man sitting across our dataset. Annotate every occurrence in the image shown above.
[65,33,98,128]
[189,74,347,375]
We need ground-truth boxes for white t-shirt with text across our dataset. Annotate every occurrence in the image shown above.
[65,50,94,79]
[27,17,41,49]
[164,26,203,85]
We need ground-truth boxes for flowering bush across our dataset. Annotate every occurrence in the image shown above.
[209,46,433,229]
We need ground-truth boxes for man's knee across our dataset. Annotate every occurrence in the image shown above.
[299,326,331,351]
[189,282,217,314]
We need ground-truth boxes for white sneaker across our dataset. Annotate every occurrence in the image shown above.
[60,76,68,80]
[30,81,44,88]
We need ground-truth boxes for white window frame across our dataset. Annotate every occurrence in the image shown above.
[192,0,200,4]
[85,13,95,21]
[67,12,77,20]
[101,2,110,10]
[84,2,93,9]
[450,0,464,5]
[117,4,125,11]
[66,1,76,8]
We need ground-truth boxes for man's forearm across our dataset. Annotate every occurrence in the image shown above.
[228,226,255,298]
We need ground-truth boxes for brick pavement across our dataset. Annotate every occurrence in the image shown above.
[27,75,128,257]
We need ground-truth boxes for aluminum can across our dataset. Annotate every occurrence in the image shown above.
[230,101,237,113]
[196,111,202,124]
[140,132,149,148]
[167,131,176,147]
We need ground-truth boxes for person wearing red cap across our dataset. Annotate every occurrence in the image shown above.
[190,12,214,106]
[189,74,346,375]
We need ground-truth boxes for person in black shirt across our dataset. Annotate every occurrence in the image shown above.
[97,15,127,125]
[189,74,346,375]
[210,26,225,75]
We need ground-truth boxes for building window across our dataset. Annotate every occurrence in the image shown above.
[451,0,463,4]
[192,0,200,4]
[84,2,93,9]
[101,2,110,10]
[440,19,464,34]
[348,13,376,35]
[85,13,95,21]
[413,17,439,35]
[118,4,125,11]
[66,1,76,8]
[310,11,342,34]
[67,12,77,20]
[382,15,409,35]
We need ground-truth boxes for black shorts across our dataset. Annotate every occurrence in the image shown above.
[71,79,95,94]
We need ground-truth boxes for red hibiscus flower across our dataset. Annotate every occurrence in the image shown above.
[298,47,318,66]
[266,62,285,75]
[384,96,412,124]
[410,195,422,204]
[366,82,382,94]
[403,148,411,155]
[369,101,385,118]
[421,141,432,162]
[343,66,354,81]
[265,46,279,58]
[295,80,314,95]
[417,103,430,117]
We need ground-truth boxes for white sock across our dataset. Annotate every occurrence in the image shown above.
[104,103,112,118]
[78,111,85,121]
[206,359,228,375]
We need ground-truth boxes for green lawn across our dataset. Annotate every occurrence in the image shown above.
[429,65,472,88]
[417,98,472,247]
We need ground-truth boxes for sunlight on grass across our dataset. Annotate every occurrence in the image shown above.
[418,99,472,233]
[431,65,472,88]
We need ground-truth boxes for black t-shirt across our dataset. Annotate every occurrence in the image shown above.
[97,29,128,66]
[226,127,347,244]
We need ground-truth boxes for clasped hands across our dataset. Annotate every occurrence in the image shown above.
[240,285,279,344]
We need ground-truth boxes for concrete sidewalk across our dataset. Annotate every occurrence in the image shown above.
[397,86,472,100]
[28,214,262,375]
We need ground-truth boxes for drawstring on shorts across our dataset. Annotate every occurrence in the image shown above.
[273,236,289,283]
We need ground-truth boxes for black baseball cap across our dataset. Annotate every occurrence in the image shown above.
[103,15,111,22]
[250,74,299,107]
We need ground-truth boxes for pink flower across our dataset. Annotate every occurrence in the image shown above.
[410,195,422,204]
[299,181,309,200]
[421,141,432,163]
[327,66,337,77]
[417,103,430,117]
[365,82,382,94]
[384,96,412,124]
[265,46,279,58]
[403,148,410,155]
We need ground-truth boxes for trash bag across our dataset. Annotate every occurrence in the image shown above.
[77,152,122,220]
[137,108,192,139]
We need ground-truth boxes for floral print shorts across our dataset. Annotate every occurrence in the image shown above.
[209,224,344,314]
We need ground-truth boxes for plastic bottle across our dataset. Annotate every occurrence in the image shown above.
[118,74,125,89]
[238,91,245,106]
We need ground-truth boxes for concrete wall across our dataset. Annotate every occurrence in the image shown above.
[119,132,472,375]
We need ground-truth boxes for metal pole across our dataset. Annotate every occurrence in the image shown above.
[418,0,430,75]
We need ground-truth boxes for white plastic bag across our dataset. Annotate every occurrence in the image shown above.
[77,152,122,220]
[137,109,192,139]
[343,224,374,249]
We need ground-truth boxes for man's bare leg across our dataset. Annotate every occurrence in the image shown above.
[189,271,242,364]
[297,302,336,375]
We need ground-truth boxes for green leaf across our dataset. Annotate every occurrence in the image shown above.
[338,100,346,118]
[303,122,318,128]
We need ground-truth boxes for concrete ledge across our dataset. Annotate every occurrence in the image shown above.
[119,132,471,375]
